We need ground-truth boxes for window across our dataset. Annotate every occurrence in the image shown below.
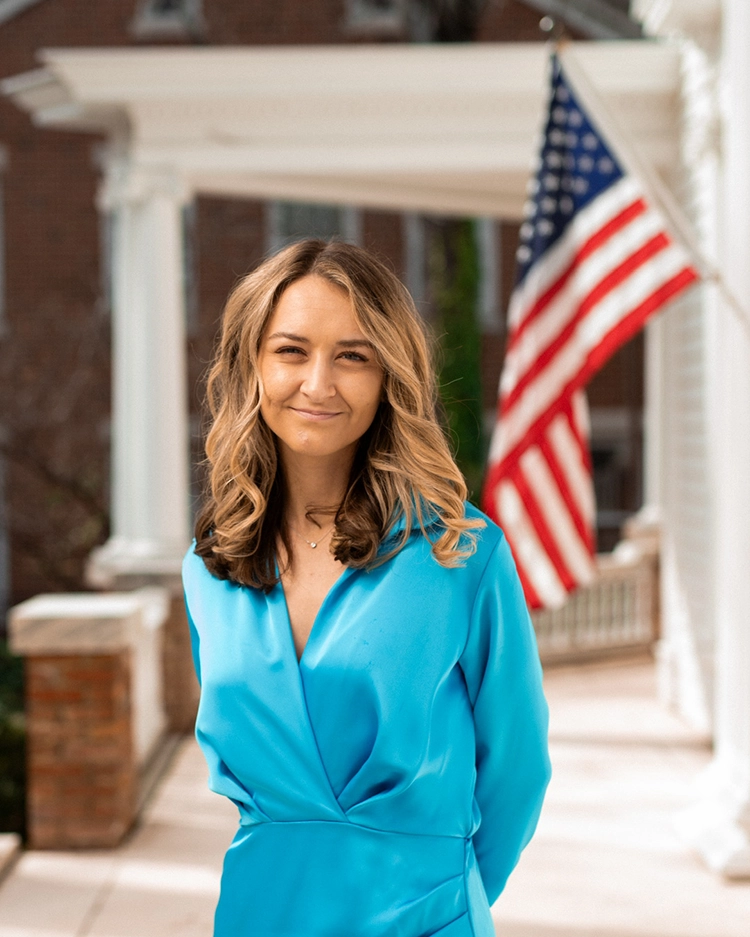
[266,201,362,256]
[131,0,204,39]
[345,0,406,37]
[403,213,426,310]
[477,217,500,335]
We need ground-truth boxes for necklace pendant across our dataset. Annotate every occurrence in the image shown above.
[310,542,317,549]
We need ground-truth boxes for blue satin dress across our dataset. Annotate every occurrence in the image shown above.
[182,502,551,937]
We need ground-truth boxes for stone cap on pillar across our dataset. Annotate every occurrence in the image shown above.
[7,587,170,656]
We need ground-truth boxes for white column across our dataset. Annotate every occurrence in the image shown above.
[87,158,192,585]
[677,0,750,877]
[654,39,720,734]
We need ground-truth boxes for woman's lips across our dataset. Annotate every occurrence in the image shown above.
[290,408,342,422]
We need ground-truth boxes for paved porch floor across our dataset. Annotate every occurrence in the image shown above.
[493,657,749,937]
[0,656,748,936]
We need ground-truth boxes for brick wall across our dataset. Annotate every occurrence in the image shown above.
[362,209,405,279]
[478,0,564,41]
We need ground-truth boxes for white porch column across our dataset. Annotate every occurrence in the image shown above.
[677,0,750,877]
[87,158,192,586]
[653,39,720,734]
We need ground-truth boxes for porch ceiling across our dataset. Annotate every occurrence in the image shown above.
[2,42,682,218]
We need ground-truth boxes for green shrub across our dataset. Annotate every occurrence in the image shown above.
[430,218,486,503]
[0,641,25,836]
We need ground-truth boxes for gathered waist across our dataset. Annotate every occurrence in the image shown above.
[239,812,468,841]
[216,817,478,936]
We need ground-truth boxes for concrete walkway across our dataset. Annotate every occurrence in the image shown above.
[494,657,750,937]
[0,656,748,936]
[0,740,236,936]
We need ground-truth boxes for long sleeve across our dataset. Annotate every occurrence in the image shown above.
[458,532,552,906]
[184,589,202,688]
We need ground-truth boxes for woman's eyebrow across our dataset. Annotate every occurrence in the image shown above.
[336,339,375,349]
[267,332,374,349]
[266,331,309,343]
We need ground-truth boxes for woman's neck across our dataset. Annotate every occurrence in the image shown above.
[279,443,356,530]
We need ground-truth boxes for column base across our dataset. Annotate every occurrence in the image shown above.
[656,535,714,735]
[86,536,187,591]
[676,759,750,879]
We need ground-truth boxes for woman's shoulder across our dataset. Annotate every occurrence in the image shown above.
[397,499,507,572]
[382,501,514,611]
[182,538,200,571]
[182,538,220,589]
[182,539,252,617]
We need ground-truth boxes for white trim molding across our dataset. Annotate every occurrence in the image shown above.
[1,42,685,220]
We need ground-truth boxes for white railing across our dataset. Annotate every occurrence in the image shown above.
[532,525,659,665]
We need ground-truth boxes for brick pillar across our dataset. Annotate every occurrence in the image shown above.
[24,653,135,849]
[162,593,200,733]
[8,589,169,849]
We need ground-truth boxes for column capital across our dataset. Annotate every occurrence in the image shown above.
[634,0,721,51]
[85,537,187,594]
[97,157,192,212]
[679,41,721,170]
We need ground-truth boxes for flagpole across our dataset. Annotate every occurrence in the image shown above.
[557,41,750,342]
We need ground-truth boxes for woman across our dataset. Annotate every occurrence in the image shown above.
[182,239,551,937]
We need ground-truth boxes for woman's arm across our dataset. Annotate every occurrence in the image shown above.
[458,532,552,906]
[183,588,202,688]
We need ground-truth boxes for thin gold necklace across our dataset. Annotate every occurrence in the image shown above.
[290,522,335,550]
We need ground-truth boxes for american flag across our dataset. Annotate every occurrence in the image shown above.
[481,54,700,610]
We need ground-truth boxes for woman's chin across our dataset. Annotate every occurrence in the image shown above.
[280,437,359,461]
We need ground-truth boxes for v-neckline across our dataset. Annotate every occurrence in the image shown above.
[274,563,353,668]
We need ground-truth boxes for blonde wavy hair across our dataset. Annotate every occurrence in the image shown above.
[195,238,485,590]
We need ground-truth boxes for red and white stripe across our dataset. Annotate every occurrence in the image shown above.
[483,176,699,609]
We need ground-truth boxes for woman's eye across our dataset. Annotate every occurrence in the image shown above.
[273,346,367,362]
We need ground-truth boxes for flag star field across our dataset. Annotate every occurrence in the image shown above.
[516,61,624,283]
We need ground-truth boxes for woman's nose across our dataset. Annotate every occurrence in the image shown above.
[300,355,335,399]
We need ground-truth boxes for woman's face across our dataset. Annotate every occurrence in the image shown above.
[258,275,384,461]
